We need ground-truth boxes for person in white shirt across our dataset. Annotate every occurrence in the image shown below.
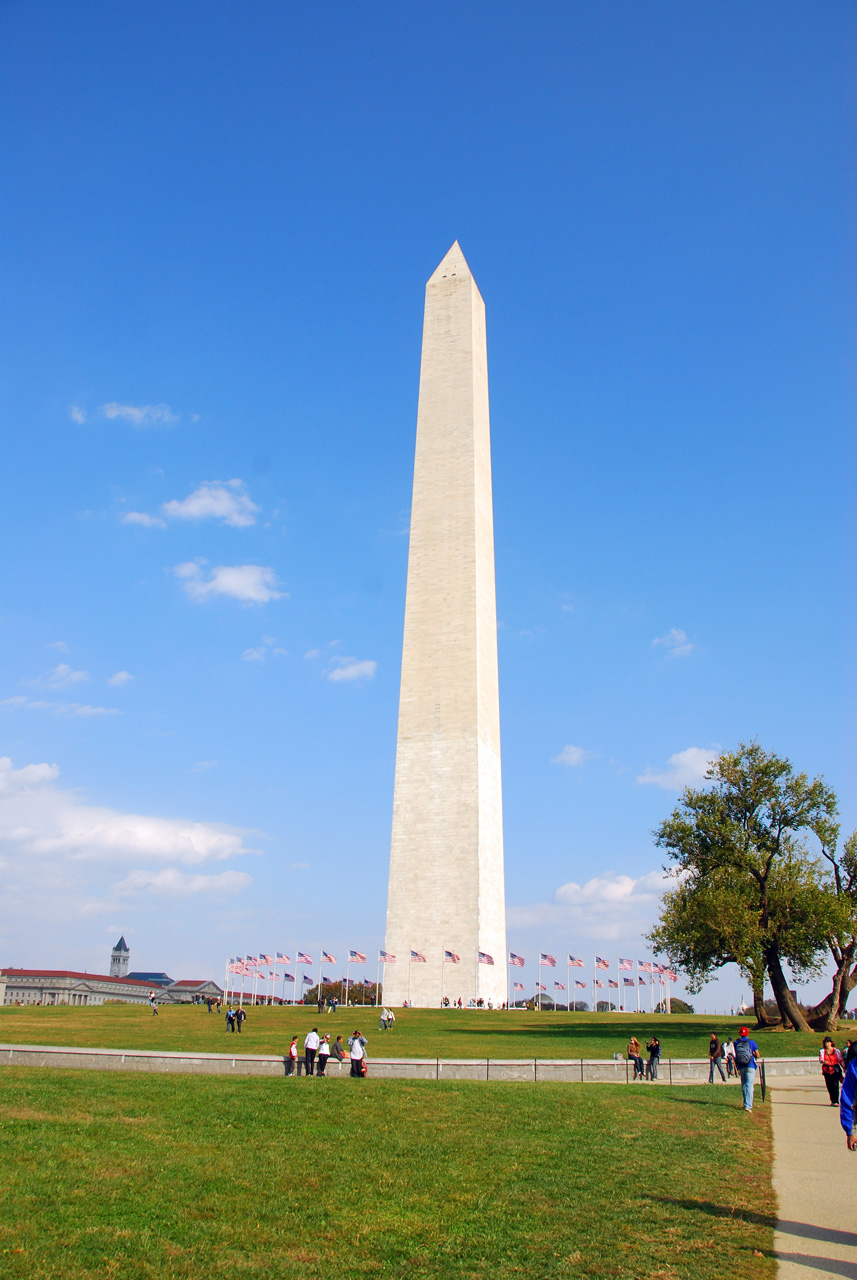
[304,1027,320,1076]
[317,1033,331,1075]
[348,1030,367,1078]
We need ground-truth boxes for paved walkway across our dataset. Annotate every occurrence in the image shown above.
[772,1077,857,1277]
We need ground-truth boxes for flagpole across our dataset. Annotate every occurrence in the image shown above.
[566,958,570,1013]
[441,951,446,1009]
[239,963,245,1009]
[375,953,380,1007]
[293,940,298,1006]
[407,952,412,1007]
[316,947,322,1010]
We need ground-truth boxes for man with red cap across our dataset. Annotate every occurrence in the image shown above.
[734,1026,761,1111]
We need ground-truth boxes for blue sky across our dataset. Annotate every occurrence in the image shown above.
[1,3,853,1009]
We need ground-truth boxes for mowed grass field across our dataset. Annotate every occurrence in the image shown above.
[0,1002,827,1060]
[0,1068,775,1280]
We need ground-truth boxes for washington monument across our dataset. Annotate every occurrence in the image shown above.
[383,242,507,1008]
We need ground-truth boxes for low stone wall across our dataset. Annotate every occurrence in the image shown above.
[0,1043,824,1082]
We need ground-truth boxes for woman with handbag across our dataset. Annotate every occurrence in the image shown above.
[820,1036,844,1105]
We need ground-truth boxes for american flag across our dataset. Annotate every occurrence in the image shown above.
[259,954,274,965]
[595,956,609,970]
[618,958,633,970]
[513,981,525,991]
[536,983,546,992]
[608,979,618,988]
[322,951,336,964]
[638,961,653,973]
[410,950,427,963]
[342,978,355,988]
[350,949,367,963]
[554,981,566,991]
[568,955,584,967]
[539,953,556,968]
[638,976,647,985]
[509,952,525,967]
[379,950,396,963]
[666,969,678,982]
[283,973,295,983]
[478,951,494,965]
[301,973,313,984]
[322,976,332,984]
[574,980,586,989]
[275,952,291,963]
[297,952,312,965]
[444,950,461,963]
[245,956,259,967]
[593,979,604,988]
[363,978,373,987]
[623,977,634,986]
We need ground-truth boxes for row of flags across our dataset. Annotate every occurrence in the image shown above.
[509,952,676,979]
[226,950,677,979]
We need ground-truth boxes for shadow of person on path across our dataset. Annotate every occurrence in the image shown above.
[778,1221,857,1249]
[647,1195,775,1229]
[776,1254,857,1277]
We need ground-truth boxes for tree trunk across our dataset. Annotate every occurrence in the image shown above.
[765,945,812,1032]
[804,949,857,1030]
[753,985,777,1029]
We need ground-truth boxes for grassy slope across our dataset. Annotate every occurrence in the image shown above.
[0,1068,775,1280]
[0,1003,829,1060]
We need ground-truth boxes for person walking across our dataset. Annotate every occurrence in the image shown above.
[317,1034,331,1075]
[348,1029,367,1078]
[845,1038,857,1067]
[304,1027,320,1076]
[708,1033,726,1083]
[286,1036,298,1075]
[724,1037,737,1077]
[225,1006,236,1033]
[379,1007,389,1031]
[236,1006,246,1033]
[645,1035,661,1080]
[820,1036,844,1106]
[734,1026,761,1111]
[627,1036,645,1080]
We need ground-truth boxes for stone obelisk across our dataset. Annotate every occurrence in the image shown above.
[383,242,507,1008]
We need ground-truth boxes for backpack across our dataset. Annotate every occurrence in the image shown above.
[734,1038,753,1068]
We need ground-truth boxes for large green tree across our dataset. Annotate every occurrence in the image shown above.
[648,742,840,1032]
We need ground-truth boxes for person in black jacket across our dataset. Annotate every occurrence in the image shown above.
[645,1036,661,1080]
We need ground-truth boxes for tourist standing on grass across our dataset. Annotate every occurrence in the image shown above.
[708,1034,726,1083]
[348,1030,367,1077]
[236,1006,246,1033]
[305,1027,320,1076]
[627,1037,645,1080]
[724,1037,736,1077]
[286,1036,298,1075]
[820,1037,844,1106]
[734,1027,761,1111]
[645,1035,661,1080]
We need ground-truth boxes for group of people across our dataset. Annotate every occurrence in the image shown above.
[707,1033,742,1080]
[627,1035,661,1080]
[286,1028,369,1078]
[224,1006,247,1032]
[379,1007,396,1030]
[819,1035,857,1105]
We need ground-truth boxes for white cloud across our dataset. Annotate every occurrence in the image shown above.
[0,756,251,866]
[70,406,86,424]
[100,402,178,428]
[46,641,69,653]
[241,647,267,662]
[241,636,287,662]
[123,511,166,528]
[327,658,377,683]
[551,745,593,768]
[174,563,285,605]
[636,746,716,790]
[112,868,252,896]
[2,696,118,717]
[508,868,679,940]
[107,671,133,687]
[45,663,89,688]
[304,649,321,660]
[161,480,259,528]
[652,628,694,658]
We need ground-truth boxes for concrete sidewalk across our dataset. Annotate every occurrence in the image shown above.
[772,1077,857,1277]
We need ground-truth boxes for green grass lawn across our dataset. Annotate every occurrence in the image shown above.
[0,1002,829,1061]
[0,1068,775,1279]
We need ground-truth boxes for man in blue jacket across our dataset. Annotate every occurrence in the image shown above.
[734,1026,761,1111]
[840,1055,857,1149]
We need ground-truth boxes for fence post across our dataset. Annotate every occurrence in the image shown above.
[669,1058,672,1085]
[486,1058,489,1081]
[625,1058,629,1085]
[534,1057,537,1084]
[580,1057,584,1084]
[436,1057,439,1080]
